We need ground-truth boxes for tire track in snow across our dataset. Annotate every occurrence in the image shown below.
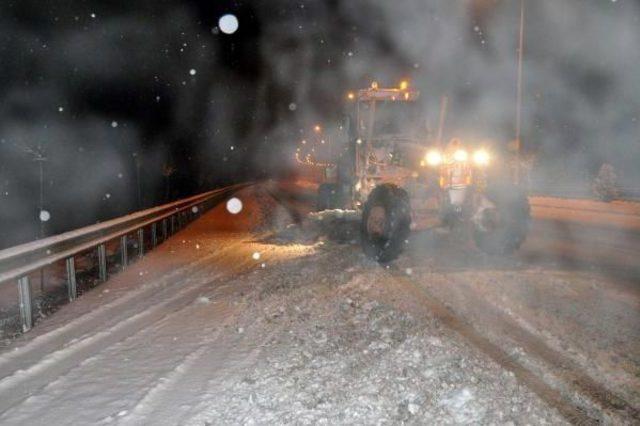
[0,239,241,378]
[154,323,284,426]
[0,274,248,426]
[120,271,291,425]
[0,233,257,418]
[0,268,228,418]
[386,267,639,425]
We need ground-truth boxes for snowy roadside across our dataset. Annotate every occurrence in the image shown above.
[184,243,565,425]
[396,241,640,423]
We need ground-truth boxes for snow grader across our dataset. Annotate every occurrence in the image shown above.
[317,81,530,263]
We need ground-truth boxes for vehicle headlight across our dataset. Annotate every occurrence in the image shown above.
[453,149,468,162]
[425,150,443,167]
[473,149,490,166]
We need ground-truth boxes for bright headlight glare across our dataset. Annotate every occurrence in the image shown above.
[473,149,490,166]
[453,149,468,162]
[425,150,442,166]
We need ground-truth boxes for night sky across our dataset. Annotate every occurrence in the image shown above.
[1,0,639,248]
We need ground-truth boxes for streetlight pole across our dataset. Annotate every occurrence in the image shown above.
[515,0,525,184]
[38,150,45,239]
[35,141,47,292]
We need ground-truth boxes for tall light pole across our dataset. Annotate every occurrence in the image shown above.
[36,141,46,239]
[515,0,525,184]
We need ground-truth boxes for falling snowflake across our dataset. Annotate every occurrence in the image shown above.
[189,68,197,76]
[111,121,118,128]
[105,193,111,199]
[252,252,261,260]
[117,173,123,178]
[226,197,243,214]
[191,206,199,213]
[39,210,51,222]
[90,13,96,19]
[218,14,239,34]
[405,268,413,276]
[288,102,297,111]
[196,244,200,250]
[58,106,64,112]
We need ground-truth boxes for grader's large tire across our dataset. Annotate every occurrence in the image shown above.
[473,183,530,255]
[361,184,411,263]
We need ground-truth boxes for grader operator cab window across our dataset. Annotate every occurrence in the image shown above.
[372,102,421,139]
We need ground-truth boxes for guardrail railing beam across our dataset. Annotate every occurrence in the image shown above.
[18,276,32,332]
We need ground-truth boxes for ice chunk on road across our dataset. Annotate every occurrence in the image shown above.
[440,387,484,423]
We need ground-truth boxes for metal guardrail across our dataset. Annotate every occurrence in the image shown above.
[0,183,249,332]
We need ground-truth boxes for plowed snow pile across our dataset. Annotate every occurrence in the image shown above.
[187,244,564,425]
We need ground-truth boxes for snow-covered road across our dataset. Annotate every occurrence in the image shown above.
[0,182,638,424]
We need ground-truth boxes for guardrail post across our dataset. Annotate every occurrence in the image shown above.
[162,219,168,241]
[66,257,77,301]
[120,235,128,270]
[18,276,32,332]
[170,215,175,235]
[151,223,157,247]
[98,244,107,282]
[137,228,144,257]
